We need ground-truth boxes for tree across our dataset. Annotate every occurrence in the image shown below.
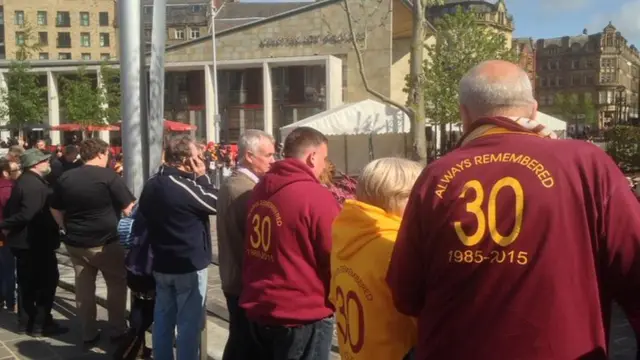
[99,63,121,124]
[342,0,441,164]
[605,125,640,173]
[59,67,103,128]
[0,22,47,127]
[422,7,518,152]
[551,92,597,130]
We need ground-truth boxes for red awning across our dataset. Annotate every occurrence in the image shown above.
[51,124,119,131]
[163,120,197,132]
[113,120,196,132]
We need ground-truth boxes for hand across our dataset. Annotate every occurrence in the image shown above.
[189,156,207,177]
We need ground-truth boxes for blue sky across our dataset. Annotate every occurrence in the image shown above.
[509,0,640,45]
[240,0,640,45]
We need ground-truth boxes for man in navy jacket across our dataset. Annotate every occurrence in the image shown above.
[138,135,217,360]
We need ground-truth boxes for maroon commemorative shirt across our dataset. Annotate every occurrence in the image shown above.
[387,122,640,360]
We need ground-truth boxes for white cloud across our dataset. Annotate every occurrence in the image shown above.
[589,0,640,45]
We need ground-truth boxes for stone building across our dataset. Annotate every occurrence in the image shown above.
[0,0,118,61]
[427,0,514,48]
[513,37,536,94]
[0,0,428,145]
[535,22,640,128]
[141,0,310,52]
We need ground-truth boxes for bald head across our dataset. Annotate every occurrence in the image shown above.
[459,60,536,129]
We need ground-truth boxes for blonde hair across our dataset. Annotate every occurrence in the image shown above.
[319,160,336,186]
[356,157,423,215]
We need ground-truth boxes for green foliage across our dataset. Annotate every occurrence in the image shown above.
[605,126,640,173]
[0,22,47,126]
[99,63,121,123]
[551,92,597,125]
[60,67,103,126]
[421,6,519,125]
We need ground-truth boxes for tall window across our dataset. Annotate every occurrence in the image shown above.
[80,32,90,47]
[174,29,184,40]
[57,32,71,48]
[190,29,200,39]
[56,12,71,27]
[14,11,24,25]
[15,32,25,45]
[37,11,47,26]
[99,33,110,47]
[99,12,109,26]
[38,32,48,46]
[80,12,90,26]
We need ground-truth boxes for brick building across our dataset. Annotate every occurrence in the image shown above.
[0,0,118,61]
[535,23,640,128]
[513,37,536,95]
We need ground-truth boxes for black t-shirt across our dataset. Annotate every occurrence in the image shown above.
[51,165,135,248]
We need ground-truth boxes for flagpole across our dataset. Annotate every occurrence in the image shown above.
[149,0,167,175]
[211,0,221,143]
[118,0,144,196]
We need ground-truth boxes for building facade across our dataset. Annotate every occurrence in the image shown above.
[0,0,425,145]
[427,0,514,48]
[535,23,640,128]
[0,0,118,61]
[513,37,536,94]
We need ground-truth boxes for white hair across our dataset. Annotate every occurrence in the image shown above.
[237,129,274,159]
[459,61,535,116]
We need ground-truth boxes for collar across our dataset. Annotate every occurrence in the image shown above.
[158,165,197,180]
[236,166,260,184]
[458,116,556,148]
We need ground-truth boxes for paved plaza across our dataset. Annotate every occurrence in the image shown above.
[0,287,117,360]
[44,217,637,359]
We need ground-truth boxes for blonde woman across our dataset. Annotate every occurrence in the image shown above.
[330,157,422,360]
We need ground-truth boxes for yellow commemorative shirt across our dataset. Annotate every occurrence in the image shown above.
[330,200,417,360]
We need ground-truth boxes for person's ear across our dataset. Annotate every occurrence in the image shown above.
[306,152,316,168]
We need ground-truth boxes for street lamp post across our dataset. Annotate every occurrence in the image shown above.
[210,0,222,143]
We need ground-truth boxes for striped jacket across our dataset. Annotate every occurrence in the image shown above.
[138,165,218,274]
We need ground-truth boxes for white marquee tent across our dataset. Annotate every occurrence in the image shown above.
[280,99,410,174]
[279,101,569,174]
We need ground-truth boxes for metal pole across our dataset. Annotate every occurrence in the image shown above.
[118,0,144,197]
[211,0,221,143]
[149,0,167,175]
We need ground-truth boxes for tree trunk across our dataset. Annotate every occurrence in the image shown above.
[408,0,428,164]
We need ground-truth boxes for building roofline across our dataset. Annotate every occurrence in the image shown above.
[160,0,340,54]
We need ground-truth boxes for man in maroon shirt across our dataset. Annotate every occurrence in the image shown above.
[240,126,340,360]
[387,60,640,359]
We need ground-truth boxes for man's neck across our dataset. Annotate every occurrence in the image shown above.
[84,159,102,167]
[28,168,42,177]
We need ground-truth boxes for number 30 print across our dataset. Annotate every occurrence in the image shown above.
[250,214,272,251]
[335,286,365,354]
[453,176,524,247]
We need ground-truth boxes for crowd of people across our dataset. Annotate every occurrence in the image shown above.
[0,58,637,360]
[215,60,640,360]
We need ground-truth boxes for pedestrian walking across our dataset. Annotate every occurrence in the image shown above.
[386,60,640,359]
[0,149,67,336]
[216,129,275,360]
[240,127,339,360]
[50,138,135,345]
[138,135,218,360]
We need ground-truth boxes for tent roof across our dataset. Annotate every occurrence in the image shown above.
[536,112,567,131]
[279,99,410,138]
